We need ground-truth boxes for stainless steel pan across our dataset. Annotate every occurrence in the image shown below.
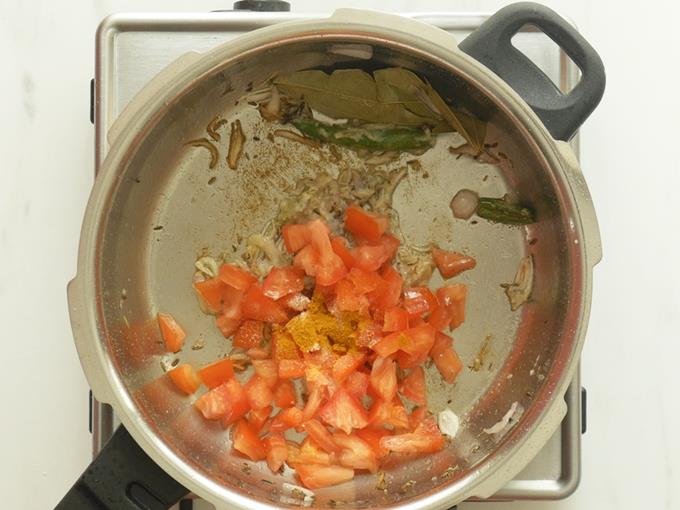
[60,3,604,509]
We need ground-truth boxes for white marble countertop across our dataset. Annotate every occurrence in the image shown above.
[1,0,678,508]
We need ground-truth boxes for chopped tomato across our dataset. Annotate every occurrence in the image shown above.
[245,375,274,410]
[368,265,402,310]
[436,284,467,330]
[278,359,306,379]
[263,266,305,300]
[431,332,463,384]
[369,356,397,401]
[408,406,428,431]
[400,324,436,357]
[218,263,257,290]
[332,350,366,383]
[402,287,438,320]
[193,277,226,314]
[356,321,382,349]
[333,432,378,472]
[368,398,409,429]
[307,219,348,286]
[233,419,266,461]
[157,313,186,353]
[432,247,476,278]
[282,223,313,253]
[195,379,249,423]
[304,419,340,453]
[295,438,334,465]
[270,407,303,432]
[350,244,388,272]
[215,315,241,338]
[379,417,445,453]
[371,330,411,358]
[246,346,271,360]
[221,285,246,320]
[252,359,278,387]
[197,358,234,389]
[382,306,409,332]
[345,370,369,400]
[334,278,369,313]
[168,364,201,395]
[344,205,389,242]
[330,236,356,268]
[233,320,265,349]
[272,330,302,361]
[241,285,288,324]
[247,406,272,431]
[273,379,297,408]
[278,292,311,312]
[263,433,287,472]
[346,267,381,294]
[399,366,426,405]
[356,428,392,459]
[293,244,319,276]
[295,464,354,489]
[319,388,369,434]
[376,233,401,261]
[427,305,453,331]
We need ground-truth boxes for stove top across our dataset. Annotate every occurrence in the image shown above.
[90,10,585,508]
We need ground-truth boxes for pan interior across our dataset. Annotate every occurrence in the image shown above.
[96,37,578,507]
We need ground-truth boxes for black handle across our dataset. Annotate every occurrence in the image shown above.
[55,426,189,510]
[459,2,605,141]
[232,0,291,11]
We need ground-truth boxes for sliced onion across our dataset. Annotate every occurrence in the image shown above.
[450,189,479,220]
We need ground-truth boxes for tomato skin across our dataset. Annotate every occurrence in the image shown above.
[245,375,274,410]
[332,350,367,383]
[370,356,397,402]
[252,359,278,388]
[295,464,354,489]
[330,236,356,268]
[302,385,325,422]
[197,358,235,389]
[241,285,289,324]
[193,278,226,314]
[270,407,304,432]
[218,264,257,290]
[278,359,306,379]
[319,388,369,434]
[345,370,369,400]
[368,265,403,310]
[431,332,463,383]
[399,366,426,405]
[233,419,266,461]
[263,433,288,472]
[383,306,409,332]
[356,428,392,459]
[333,432,378,473]
[436,284,467,330]
[168,364,201,395]
[273,379,297,408]
[157,313,186,353]
[379,417,445,453]
[344,205,389,242]
[303,419,340,453]
[427,305,453,331]
[367,398,410,429]
[402,287,438,320]
[247,406,273,432]
[195,379,250,423]
[233,320,265,349]
[263,266,305,300]
[432,247,476,278]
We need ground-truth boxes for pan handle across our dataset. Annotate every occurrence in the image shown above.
[55,426,189,510]
[459,2,605,141]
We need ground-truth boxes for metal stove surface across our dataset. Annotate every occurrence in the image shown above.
[90,10,585,508]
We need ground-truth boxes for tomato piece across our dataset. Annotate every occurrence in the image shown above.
[408,406,428,431]
[270,407,303,432]
[302,385,325,422]
[263,266,305,300]
[193,278,226,314]
[293,244,320,276]
[431,332,463,384]
[218,263,257,290]
[376,233,400,262]
[241,285,289,324]
[282,223,312,253]
[382,306,409,332]
[399,366,426,405]
[356,427,392,459]
[295,464,354,489]
[368,265,403,310]
[347,267,383,293]
[247,346,271,360]
[332,350,366,383]
[221,285,246,320]
[245,375,274,410]
[195,379,250,423]
[294,438,334,465]
[350,244,388,272]
[369,356,397,402]
[427,305,453,331]
[356,321,382,349]
[215,315,241,338]
[233,320,265,349]
[248,406,273,432]
[168,364,201,395]
[401,323,436,356]
[367,398,409,429]
[333,432,378,473]
[330,236,356,268]
[157,313,186,353]
[197,358,234,389]
[307,219,348,286]
[303,419,340,453]
[402,287,438,320]
[278,359,306,379]
[345,370,369,400]
[263,433,288,472]
[379,417,445,453]
[432,247,476,278]
[371,330,411,358]
[436,284,467,330]
[319,388,369,434]
[278,292,311,312]
[233,419,266,461]
[273,379,297,408]
[272,329,302,361]
[252,359,278,387]
[334,278,369,313]
[344,205,389,242]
